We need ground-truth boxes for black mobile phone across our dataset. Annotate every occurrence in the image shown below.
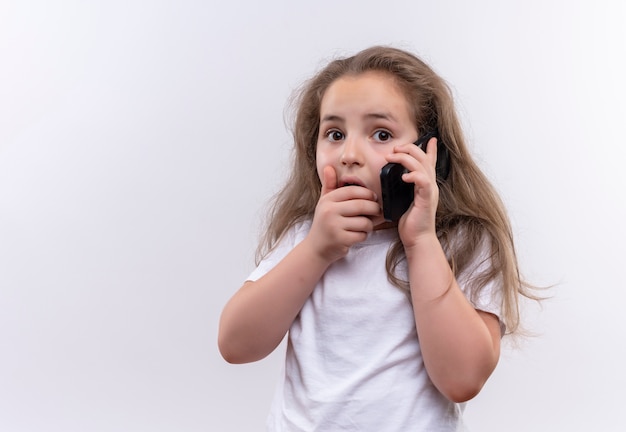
[380,131,450,222]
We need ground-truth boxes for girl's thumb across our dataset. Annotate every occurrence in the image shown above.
[320,166,337,196]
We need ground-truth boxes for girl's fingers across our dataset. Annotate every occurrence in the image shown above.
[323,185,379,208]
[338,198,381,218]
[386,139,438,174]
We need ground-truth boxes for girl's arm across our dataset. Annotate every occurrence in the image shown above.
[405,234,501,403]
[388,139,500,403]
[218,237,332,364]
[218,166,380,364]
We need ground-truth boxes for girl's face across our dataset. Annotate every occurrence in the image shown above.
[316,71,418,226]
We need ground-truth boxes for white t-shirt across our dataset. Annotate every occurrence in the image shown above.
[248,220,502,432]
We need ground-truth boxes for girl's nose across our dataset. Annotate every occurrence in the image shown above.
[340,137,364,166]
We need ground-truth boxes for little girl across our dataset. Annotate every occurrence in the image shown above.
[218,46,533,431]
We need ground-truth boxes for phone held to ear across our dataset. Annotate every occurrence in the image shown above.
[380,131,450,222]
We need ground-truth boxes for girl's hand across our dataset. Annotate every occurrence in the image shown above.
[306,166,380,263]
[385,137,440,249]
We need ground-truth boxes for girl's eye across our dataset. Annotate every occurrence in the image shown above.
[373,130,392,142]
[326,130,344,142]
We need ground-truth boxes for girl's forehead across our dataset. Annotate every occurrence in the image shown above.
[319,71,412,120]
[324,71,403,97]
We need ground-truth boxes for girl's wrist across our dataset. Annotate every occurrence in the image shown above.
[403,231,441,261]
[300,235,338,269]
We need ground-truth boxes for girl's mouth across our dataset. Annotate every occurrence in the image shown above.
[339,177,366,188]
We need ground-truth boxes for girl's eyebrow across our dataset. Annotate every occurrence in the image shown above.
[320,114,344,123]
[364,112,397,122]
[320,112,398,123]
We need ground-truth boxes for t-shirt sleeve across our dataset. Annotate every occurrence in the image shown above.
[456,236,506,335]
[247,222,308,282]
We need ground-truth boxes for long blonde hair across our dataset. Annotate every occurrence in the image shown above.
[257,46,537,335]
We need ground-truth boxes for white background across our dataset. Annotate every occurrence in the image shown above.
[1,1,625,431]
